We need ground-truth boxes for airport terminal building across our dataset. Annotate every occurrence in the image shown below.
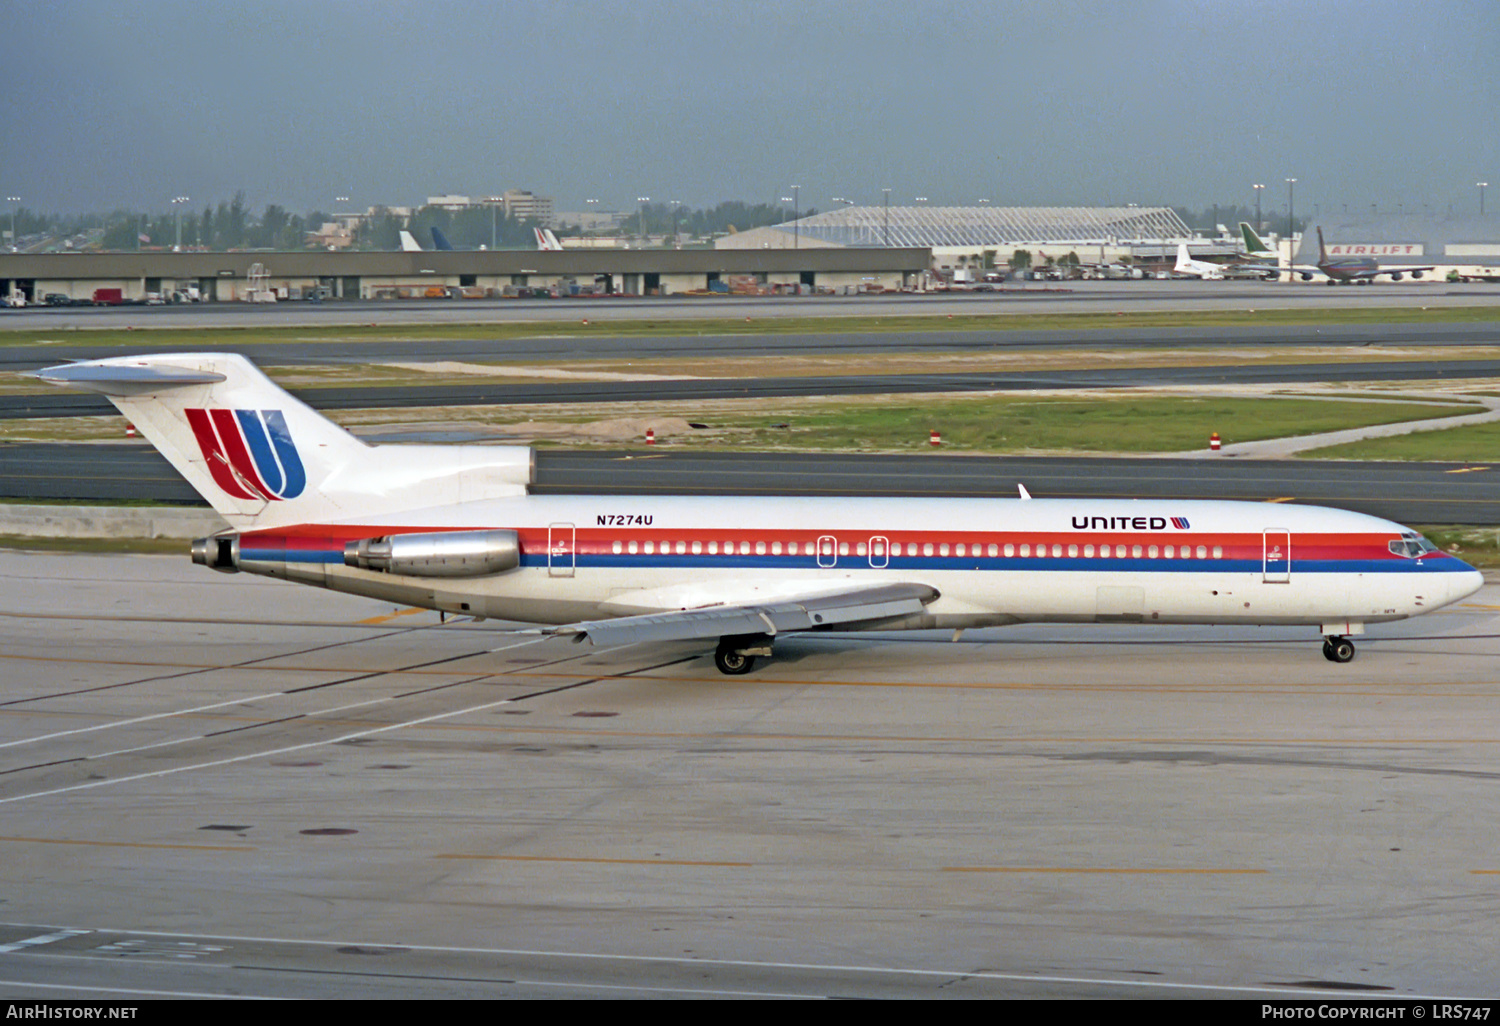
[0,247,932,305]
[6,211,1499,304]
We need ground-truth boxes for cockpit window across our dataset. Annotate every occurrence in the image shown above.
[1389,533,1439,558]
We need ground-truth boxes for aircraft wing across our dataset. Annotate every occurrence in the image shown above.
[1360,265,1437,280]
[540,582,938,648]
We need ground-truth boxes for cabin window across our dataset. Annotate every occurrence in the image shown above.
[612,540,623,554]
[988,544,999,557]
[644,541,654,555]
[692,541,702,554]
[755,541,766,555]
[921,543,933,557]
[857,542,868,556]
[707,541,718,555]
[787,541,797,555]
[1132,545,1142,558]
[1019,544,1030,557]
[1049,544,1060,558]
[1082,544,1093,557]
[1196,545,1208,559]
[627,541,639,554]
[740,541,751,555]
[939,544,950,557]
[1064,544,1075,558]
[1004,543,1015,557]
[1148,545,1158,558]
[772,542,782,555]
[838,542,849,556]
[954,543,965,557]
[1164,546,1175,559]
[1212,546,1223,559]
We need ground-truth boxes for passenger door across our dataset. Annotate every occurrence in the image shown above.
[1263,529,1290,584]
[549,522,575,578]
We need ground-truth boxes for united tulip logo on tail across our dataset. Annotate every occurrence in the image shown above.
[186,408,306,500]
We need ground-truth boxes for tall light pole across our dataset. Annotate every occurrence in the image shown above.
[4,196,17,252]
[1480,182,1490,216]
[486,195,501,249]
[636,196,650,245]
[331,195,348,251]
[792,185,800,248]
[171,195,190,251]
[1252,183,1265,235]
[1284,178,1297,260]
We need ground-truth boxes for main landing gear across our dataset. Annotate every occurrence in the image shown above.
[1322,635,1356,663]
[714,633,774,675]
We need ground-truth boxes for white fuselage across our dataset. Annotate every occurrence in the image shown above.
[232,494,1483,635]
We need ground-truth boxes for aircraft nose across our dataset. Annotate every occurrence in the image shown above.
[1440,562,1486,606]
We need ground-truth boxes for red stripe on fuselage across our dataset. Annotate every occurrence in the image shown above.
[244,526,1419,565]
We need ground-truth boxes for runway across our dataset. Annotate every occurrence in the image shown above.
[0,551,1496,998]
[2,446,1497,524]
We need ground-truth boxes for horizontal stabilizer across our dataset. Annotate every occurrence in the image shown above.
[544,582,938,648]
[31,363,226,396]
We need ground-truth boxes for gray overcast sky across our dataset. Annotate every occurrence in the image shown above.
[3,0,1497,218]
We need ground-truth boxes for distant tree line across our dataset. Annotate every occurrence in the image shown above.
[1173,203,1307,236]
[9,195,821,252]
[611,201,812,241]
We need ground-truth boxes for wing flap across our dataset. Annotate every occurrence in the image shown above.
[546,582,938,648]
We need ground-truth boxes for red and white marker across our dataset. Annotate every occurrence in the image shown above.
[125,423,137,438]
[645,428,655,445]
[1210,432,1221,452]
[930,430,942,447]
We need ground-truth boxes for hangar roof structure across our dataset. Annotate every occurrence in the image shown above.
[717,206,1193,249]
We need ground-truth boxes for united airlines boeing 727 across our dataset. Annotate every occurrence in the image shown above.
[35,354,1482,673]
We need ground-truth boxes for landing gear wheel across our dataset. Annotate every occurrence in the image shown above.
[714,642,755,675]
[1322,636,1356,663]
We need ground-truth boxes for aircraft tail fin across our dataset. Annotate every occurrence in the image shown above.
[534,227,563,251]
[430,227,454,251]
[34,353,532,530]
[1316,225,1327,262]
[398,230,422,252]
[1238,222,1273,256]
[1174,243,1193,273]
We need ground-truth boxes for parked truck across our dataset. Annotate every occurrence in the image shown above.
[92,288,125,306]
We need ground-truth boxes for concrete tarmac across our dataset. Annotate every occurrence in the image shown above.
[1,552,1497,998]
